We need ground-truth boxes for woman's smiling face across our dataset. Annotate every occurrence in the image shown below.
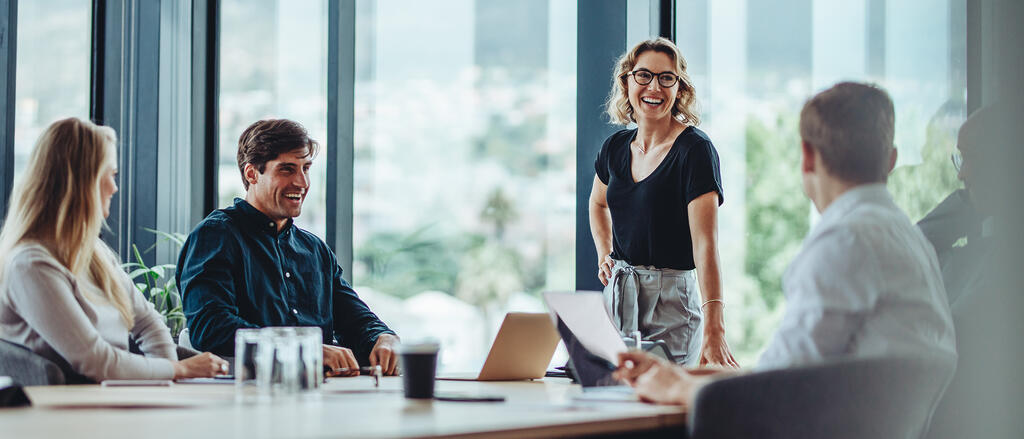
[627,50,680,124]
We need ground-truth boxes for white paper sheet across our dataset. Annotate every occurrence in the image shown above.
[543,291,628,364]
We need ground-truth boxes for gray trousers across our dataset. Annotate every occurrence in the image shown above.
[602,259,703,365]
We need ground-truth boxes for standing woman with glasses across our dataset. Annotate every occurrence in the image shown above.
[590,38,738,367]
[0,117,228,382]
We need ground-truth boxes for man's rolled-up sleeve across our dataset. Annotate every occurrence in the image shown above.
[177,220,259,356]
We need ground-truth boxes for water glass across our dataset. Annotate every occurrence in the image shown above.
[235,328,261,384]
[256,327,301,398]
[296,326,324,391]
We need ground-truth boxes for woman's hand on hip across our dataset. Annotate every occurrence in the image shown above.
[598,255,615,286]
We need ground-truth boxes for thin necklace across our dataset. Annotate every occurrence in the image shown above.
[634,125,686,155]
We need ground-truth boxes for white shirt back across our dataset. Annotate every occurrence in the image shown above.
[758,184,956,369]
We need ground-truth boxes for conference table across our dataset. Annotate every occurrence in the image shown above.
[0,376,687,438]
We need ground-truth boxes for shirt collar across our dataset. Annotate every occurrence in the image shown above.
[233,198,293,236]
[818,183,892,226]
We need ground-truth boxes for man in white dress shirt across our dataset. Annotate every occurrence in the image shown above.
[613,81,957,406]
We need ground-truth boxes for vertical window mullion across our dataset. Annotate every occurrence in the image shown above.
[94,0,162,265]
[191,0,218,225]
[0,0,16,219]
[327,0,355,278]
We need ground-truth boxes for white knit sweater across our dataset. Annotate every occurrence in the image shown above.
[0,243,176,381]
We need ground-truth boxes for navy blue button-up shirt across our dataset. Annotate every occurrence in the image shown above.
[177,198,394,362]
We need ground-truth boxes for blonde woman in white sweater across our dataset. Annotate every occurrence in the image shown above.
[0,117,227,382]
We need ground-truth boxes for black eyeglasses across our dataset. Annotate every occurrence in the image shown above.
[622,69,681,88]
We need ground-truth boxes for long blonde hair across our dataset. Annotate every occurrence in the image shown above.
[605,37,701,126]
[0,117,133,326]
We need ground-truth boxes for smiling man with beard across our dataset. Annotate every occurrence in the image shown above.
[177,119,399,376]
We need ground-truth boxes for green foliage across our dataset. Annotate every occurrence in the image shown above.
[454,240,524,309]
[738,113,811,358]
[480,187,518,240]
[458,186,526,308]
[121,228,187,338]
[355,184,538,308]
[889,113,962,222]
[744,113,810,308]
[354,224,461,299]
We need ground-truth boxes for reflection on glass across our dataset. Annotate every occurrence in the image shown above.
[219,0,328,236]
[676,0,966,364]
[353,0,577,372]
[13,0,91,184]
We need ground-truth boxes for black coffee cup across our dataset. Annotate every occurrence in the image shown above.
[398,342,439,399]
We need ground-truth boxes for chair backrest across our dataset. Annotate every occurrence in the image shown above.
[178,327,194,350]
[688,355,955,439]
[0,339,66,386]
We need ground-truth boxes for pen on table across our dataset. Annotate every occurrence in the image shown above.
[326,365,383,387]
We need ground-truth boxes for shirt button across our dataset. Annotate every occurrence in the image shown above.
[285,272,291,278]
[269,222,274,228]
[292,309,298,315]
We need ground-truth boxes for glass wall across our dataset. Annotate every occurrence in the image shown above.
[0,0,977,372]
[13,0,91,184]
[675,0,966,364]
[352,0,577,372]
[219,0,328,236]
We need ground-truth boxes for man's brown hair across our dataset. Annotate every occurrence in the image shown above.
[799,82,895,184]
[236,119,320,189]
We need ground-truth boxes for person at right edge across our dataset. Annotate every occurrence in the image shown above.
[589,37,737,367]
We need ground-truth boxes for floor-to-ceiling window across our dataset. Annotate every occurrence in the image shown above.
[12,0,91,184]
[219,0,329,237]
[675,0,966,364]
[351,0,577,371]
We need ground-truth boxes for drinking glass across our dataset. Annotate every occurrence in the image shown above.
[296,326,324,392]
[256,327,301,398]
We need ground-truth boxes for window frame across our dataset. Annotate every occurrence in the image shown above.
[0,0,16,220]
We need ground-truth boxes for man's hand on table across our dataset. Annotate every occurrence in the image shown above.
[322,334,399,377]
[323,345,360,377]
[369,334,400,376]
[614,350,707,408]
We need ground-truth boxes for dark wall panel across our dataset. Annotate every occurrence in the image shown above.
[576,0,626,292]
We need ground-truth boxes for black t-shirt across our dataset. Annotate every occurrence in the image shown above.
[594,127,724,270]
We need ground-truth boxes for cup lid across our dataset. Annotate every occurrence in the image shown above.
[397,340,440,354]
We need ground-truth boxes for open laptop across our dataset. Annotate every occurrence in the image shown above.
[437,312,560,381]
[543,292,638,401]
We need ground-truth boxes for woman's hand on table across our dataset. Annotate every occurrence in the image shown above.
[173,352,229,379]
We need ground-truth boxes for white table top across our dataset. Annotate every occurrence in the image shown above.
[0,377,686,438]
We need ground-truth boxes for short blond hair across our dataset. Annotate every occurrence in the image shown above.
[605,37,700,126]
[800,82,895,183]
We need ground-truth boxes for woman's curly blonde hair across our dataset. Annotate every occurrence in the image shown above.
[605,37,700,126]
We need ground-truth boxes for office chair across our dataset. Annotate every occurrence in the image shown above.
[688,355,954,439]
[0,339,65,386]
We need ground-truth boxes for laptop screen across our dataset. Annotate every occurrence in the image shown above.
[555,317,623,387]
